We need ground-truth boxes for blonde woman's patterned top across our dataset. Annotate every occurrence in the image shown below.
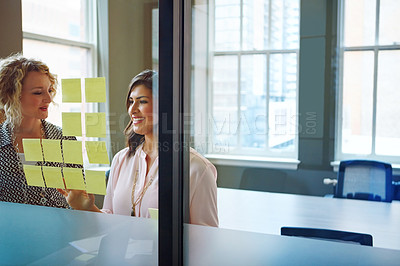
[0,120,81,208]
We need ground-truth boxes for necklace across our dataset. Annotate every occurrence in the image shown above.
[13,120,47,205]
[131,169,154,217]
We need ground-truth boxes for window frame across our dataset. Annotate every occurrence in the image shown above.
[21,0,106,169]
[22,0,98,80]
[335,0,400,165]
[197,0,300,169]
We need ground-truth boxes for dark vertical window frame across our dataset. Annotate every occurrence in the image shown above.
[158,0,191,265]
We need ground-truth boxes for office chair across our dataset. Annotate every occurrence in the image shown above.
[335,160,393,202]
[281,227,373,246]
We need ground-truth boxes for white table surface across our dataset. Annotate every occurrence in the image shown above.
[217,187,400,250]
[2,198,400,265]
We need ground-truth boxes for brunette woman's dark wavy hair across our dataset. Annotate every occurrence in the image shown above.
[124,70,158,157]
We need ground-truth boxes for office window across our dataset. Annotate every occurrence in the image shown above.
[21,0,97,127]
[336,0,400,163]
[198,0,299,161]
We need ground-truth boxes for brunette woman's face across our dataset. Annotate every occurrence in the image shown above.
[128,84,154,136]
[20,71,53,121]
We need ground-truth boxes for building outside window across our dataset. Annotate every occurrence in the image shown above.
[336,0,400,165]
[193,0,300,165]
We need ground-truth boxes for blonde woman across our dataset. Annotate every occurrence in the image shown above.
[0,54,74,207]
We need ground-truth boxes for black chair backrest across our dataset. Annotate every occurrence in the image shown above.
[281,227,373,246]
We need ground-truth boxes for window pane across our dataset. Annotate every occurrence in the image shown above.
[269,0,300,50]
[268,53,297,151]
[23,39,91,127]
[379,0,400,45]
[376,51,400,155]
[242,0,268,50]
[341,51,374,154]
[214,0,241,51]
[240,55,266,149]
[343,0,376,47]
[22,0,89,42]
[212,56,238,151]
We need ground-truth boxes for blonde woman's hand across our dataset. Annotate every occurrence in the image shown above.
[57,188,100,212]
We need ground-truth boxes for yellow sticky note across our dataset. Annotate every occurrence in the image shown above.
[63,168,85,190]
[42,139,63,163]
[85,170,106,195]
[42,166,64,189]
[62,78,81,103]
[23,165,44,187]
[85,141,109,164]
[62,112,82,137]
[22,139,43,162]
[148,208,159,220]
[85,113,106,138]
[62,140,83,164]
[85,77,106,102]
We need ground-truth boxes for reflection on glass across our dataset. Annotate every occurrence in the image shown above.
[341,51,374,154]
[22,0,89,42]
[379,0,400,45]
[212,55,238,151]
[344,0,376,47]
[240,54,266,149]
[268,53,297,151]
[376,51,400,155]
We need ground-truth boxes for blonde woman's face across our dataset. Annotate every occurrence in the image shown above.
[128,84,154,136]
[20,71,53,121]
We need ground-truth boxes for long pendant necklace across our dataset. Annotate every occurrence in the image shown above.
[131,169,154,217]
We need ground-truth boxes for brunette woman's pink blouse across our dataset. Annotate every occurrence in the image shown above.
[102,145,219,227]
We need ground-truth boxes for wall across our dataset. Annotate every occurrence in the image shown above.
[106,0,155,157]
[0,0,22,58]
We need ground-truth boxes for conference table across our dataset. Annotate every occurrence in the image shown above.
[217,187,400,250]
[1,189,400,265]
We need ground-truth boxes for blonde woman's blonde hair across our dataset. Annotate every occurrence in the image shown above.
[0,53,57,128]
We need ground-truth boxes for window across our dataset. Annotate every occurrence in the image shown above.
[193,0,300,164]
[22,0,97,127]
[336,0,400,164]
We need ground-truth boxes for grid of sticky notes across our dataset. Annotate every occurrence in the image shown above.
[21,77,109,195]
[61,78,106,138]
